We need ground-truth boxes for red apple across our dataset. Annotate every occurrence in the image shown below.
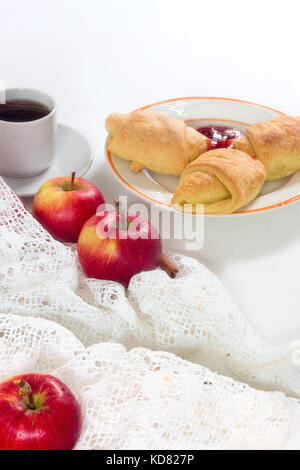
[0,373,81,450]
[77,209,162,287]
[33,174,105,243]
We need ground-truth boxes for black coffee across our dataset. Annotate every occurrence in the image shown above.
[0,99,50,122]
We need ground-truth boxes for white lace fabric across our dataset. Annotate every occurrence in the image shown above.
[0,177,300,449]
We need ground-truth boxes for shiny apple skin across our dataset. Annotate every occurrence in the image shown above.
[0,373,81,450]
[77,211,162,287]
[33,176,105,243]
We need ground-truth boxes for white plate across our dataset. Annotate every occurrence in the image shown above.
[106,97,300,216]
[2,123,93,197]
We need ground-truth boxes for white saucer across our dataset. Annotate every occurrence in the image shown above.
[107,97,300,217]
[2,123,93,197]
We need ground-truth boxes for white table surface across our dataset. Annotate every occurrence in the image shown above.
[1,0,300,345]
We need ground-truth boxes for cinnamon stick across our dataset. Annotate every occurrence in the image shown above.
[159,254,178,279]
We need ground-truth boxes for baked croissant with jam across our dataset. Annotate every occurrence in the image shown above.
[105,110,208,175]
[172,149,267,215]
[232,115,300,181]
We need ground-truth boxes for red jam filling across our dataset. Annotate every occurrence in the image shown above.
[196,125,243,150]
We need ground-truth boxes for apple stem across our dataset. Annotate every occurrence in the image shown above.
[17,380,35,410]
[114,198,120,213]
[71,172,76,190]
[114,199,126,230]
[159,254,179,279]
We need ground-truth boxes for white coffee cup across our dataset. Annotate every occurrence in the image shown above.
[0,88,57,177]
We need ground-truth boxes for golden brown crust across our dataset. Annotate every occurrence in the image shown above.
[232,135,254,155]
[172,149,267,214]
[233,116,300,181]
[174,171,230,206]
[185,125,208,163]
[130,161,145,172]
[105,113,126,136]
[105,110,208,175]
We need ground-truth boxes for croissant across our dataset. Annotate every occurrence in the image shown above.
[105,110,208,175]
[233,115,300,181]
[172,149,267,215]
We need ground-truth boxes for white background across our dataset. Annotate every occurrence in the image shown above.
[1,0,300,344]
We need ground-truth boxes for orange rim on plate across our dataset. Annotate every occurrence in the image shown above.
[106,96,300,215]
